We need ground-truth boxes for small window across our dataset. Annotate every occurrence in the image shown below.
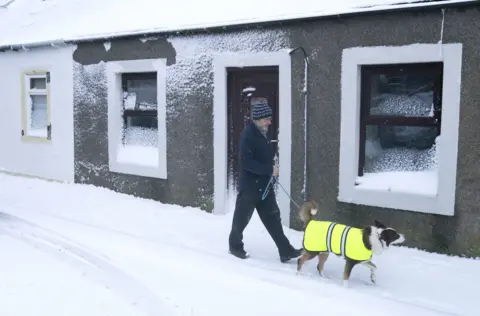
[357,62,443,194]
[22,72,51,140]
[121,72,158,148]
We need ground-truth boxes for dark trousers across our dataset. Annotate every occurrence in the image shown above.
[228,188,294,257]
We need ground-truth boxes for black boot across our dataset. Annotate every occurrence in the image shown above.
[229,248,250,259]
[280,248,302,263]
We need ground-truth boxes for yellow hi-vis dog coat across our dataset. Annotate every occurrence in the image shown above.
[303,221,372,261]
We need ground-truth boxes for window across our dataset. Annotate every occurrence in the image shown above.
[338,44,462,216]
[106,58,167,179]
[22,71,51,141]
[120,72,158,166]
[357,62,443,196]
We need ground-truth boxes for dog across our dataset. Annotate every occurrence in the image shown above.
[296,200,405,287]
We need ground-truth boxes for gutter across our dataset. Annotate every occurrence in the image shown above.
[0,0,478,51]
[0,39,70,52]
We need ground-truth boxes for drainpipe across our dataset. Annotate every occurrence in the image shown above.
[289,46,310,201]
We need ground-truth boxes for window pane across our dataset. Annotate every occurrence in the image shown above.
[28,95,48,137]
[30,78,46,89]
[128,116,158,129]
[123,73,157,111]
[124,116,158,147]
[363,124,438,174]
[366,68,440,117]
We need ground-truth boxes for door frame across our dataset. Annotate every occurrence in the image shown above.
[227,66,279,193]
[212,51,292,227]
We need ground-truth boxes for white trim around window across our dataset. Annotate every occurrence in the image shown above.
[338,43,462,216]
[106,58,167,179]
[21,70,52,142]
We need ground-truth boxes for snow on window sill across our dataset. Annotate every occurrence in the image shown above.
[339,170,442,215]
[109,155,166,179]
[339,183,440,216]
[355,171,437,197]
[110,140,165,179]
[116,145,159,168]
[22,128,51,143]
[26,128,48,138]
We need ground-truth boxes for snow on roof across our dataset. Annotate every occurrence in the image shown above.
[0,0,476,49]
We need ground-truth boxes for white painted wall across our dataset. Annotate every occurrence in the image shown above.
[0,45,75,182]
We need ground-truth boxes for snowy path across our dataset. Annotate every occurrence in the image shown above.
[0,212,176,316]
[0,222,149,316]
[0,173,478,316]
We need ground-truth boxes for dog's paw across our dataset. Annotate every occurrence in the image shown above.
[296,270,303,276]
[342,280,349,288]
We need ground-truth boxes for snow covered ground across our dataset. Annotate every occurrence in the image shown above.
[0,172,478,316]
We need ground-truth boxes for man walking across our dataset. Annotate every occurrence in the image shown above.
[228,100,301,263]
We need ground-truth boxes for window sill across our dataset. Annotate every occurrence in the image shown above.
[109,144,166,179]
[355,171,437,197]
[339,182,441,210]
[117,145,159,167]
[338,168,455,215]
[21,135,52,143]
[109,161,166,179]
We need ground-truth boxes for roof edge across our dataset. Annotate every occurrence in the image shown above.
[1,0,478,51]
[0,0,16,9]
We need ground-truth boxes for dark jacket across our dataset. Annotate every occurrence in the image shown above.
[237,122,275,194]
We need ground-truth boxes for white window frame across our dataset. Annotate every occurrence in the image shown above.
[338,43,462,216]
[21,70,51,143]
[106,58,167,179]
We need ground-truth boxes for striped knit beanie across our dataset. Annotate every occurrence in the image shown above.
[251,99,272,120]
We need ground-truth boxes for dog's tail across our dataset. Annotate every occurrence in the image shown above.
[299,200,318,225]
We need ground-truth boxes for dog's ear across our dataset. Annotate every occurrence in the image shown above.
[374,220,386,229]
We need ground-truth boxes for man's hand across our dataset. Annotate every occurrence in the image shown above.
[273,167,279,177]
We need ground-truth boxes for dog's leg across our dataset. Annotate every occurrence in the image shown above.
[296,251,315,275]
[316,252,329,277]
[362,261,377,284]
[343,259,359,288]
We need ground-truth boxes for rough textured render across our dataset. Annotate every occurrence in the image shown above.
[286,6,480,257]
[73,28,291,211]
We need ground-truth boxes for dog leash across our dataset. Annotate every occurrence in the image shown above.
[262,155,279,201]
[262,175,302,209]
[261,176,275,200]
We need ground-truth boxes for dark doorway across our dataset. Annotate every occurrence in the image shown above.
[226,66,280,192]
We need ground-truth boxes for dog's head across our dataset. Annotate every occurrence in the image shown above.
[369,220,405,254]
